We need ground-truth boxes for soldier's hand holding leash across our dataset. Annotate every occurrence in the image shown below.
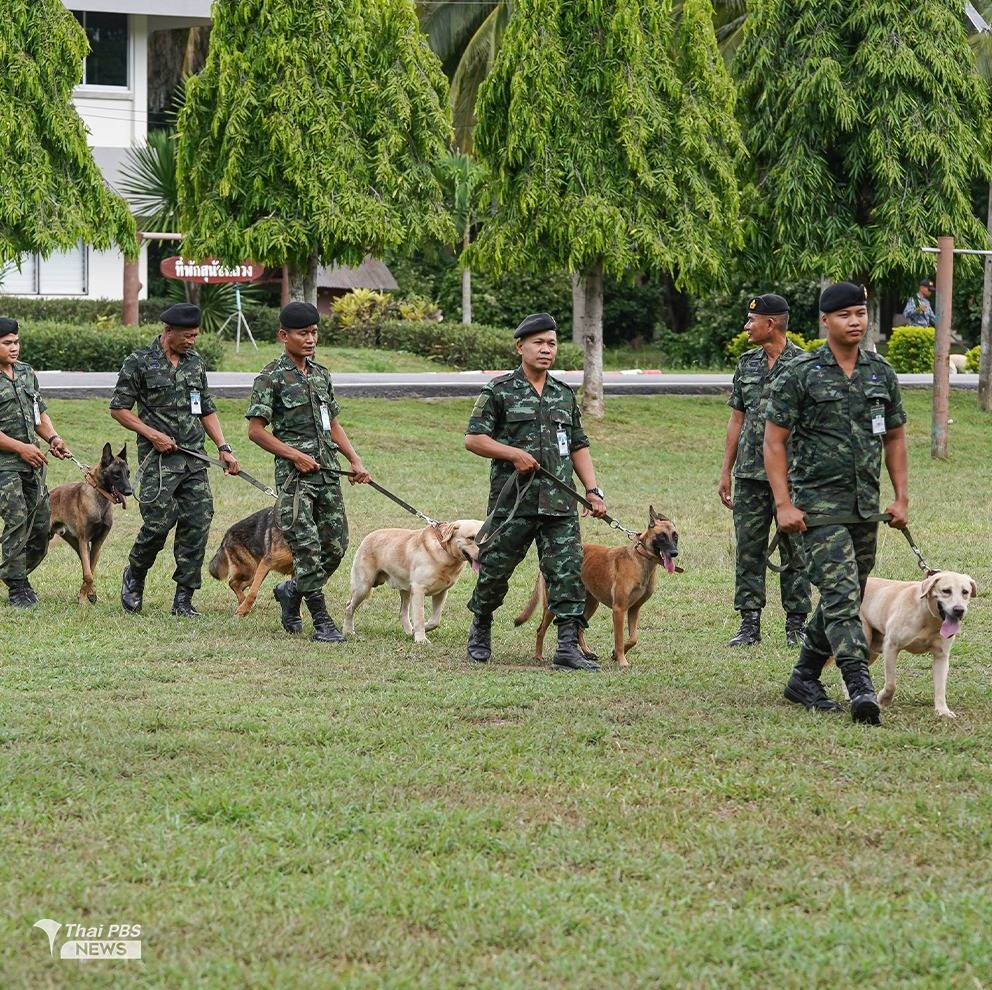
[290,450,321,474]
[148,429,178,454]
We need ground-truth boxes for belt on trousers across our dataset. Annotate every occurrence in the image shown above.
[766,512,935,576]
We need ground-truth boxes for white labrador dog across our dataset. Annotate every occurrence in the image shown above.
[854,571,978,717]
[344,520,482,644]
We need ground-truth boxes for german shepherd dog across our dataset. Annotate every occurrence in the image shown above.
[208,507,293,616]
[49,443,132,604]
[515,506,681,666]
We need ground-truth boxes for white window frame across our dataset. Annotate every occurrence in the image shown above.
[71,11,132,94]
[0,244,90,297]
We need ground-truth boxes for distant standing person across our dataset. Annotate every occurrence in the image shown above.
[902,278,937,328]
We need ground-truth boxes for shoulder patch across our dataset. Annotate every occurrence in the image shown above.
[470,393,491,417]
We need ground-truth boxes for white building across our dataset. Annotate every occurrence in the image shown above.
[2,2,211,301]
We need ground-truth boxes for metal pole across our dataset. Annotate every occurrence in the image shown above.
[932,235,953,459]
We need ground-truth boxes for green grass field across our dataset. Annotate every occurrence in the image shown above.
[2,390,990,988]
[218,340,454,373]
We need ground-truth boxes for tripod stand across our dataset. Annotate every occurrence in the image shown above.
[216,287,258,352]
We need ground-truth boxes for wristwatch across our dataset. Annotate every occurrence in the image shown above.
[586,487,605,499]
[218,443,233,454]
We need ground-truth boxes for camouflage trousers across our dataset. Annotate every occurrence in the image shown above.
[278,478,348,595]
[130,466,213,588]
[0,470,50,582]
[801,521,878,664]
[469,513,585,625]
[733,478,811,614]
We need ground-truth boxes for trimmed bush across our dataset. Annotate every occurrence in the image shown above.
[887,325,935,373]
[20,322,223,372]
[725,330,816,366]
[965,344,981,373]
[375,320,583,371]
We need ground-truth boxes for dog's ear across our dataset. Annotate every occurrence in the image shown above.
[101,442,113,466]
[649,504,657,525]
[920,572,942,598]
[118,444,128,462]
[436,522,456,543]
[967,575,978,598]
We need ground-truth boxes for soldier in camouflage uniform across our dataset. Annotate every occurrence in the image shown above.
[110,304,239,617]
[719,293,810,648]
[246,301,371,643]
[0,317,73,607]
[465,313,607,671]
[765,282,909,725]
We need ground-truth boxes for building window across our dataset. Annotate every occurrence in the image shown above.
[72,12,129,88]
[1,244,89,297]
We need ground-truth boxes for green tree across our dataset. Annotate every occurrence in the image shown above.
[735,0,992,344]
[176,0,454,303]
[472,0,742,415]
[442,150,484,323]
[0,0,135,264]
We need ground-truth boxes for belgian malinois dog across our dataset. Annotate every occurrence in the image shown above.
[49,443,132,604]
[515,506,682,666]
[208,507,294,616]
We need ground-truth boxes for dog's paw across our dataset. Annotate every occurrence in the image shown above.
[878,687,895,707]
[936,707,957,718]
[87,592,97,604]
[413,636,432,646]
[424,621,441,633]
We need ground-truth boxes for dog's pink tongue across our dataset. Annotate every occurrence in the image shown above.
[940,617,961,639]
[471,559,481,574]
[662,554,676,575]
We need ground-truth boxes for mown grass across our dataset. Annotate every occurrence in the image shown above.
[218,340,454,374]
[1,390,990,989]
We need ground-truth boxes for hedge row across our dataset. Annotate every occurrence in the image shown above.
[886,326,934,373]
[19,322,223,372]
[725,330,821,366]
[965,344,981,373]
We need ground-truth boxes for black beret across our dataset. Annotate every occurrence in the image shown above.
[513,312,557,339]
[919,278,934,288]
[819,281,868,314]
[280,302,320,330]
[159,303,201,328]
[0,317,19,337]
[746,293,789,316]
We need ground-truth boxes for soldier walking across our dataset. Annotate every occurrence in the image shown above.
[719,294,810,647]
[465,313,606,670]
[110,304,239,616]
[764,282,910,725]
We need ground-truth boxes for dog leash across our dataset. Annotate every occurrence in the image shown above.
[767,512,935,576]
[316,467,443,528]
[135,444,279,505]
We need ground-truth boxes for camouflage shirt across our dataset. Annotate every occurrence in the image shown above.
[109,336,215,473]
[765,344,907,516]
[728,339,805,482]
[245,353,342,487]
[466,365,590,517]
[0,361,47,474]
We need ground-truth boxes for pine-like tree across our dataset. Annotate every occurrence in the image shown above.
[0,0,136,264]
[472,0,742,415]
[735,0,992,339]
[176,0,454,302]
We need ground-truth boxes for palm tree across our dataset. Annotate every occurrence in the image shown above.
[442,150,483,322]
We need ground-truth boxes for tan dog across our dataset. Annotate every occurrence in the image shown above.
[344,520,483,643]
[49,443,132,604]
[208,507,293,616]
[853,571,978,718]
[515,507,681,666]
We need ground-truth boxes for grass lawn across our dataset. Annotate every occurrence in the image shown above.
[2,391,990,988]
[218,339,454,373]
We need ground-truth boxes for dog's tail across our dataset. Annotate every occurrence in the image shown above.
[208,539,229,581]
[513,573,546,626]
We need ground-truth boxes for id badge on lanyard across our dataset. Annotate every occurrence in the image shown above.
[320,403,331,431]
[33,397,41,426]
[556,428,569,456]
[870,403,886,436]
[190,389,202,415]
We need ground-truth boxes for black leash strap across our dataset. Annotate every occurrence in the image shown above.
[313,467,443,528]
[176,445,278,500]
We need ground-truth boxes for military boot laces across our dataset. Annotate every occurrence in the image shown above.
[6,579,37,609]
[728,610,761,647]
[304,592,346,643]
[466,613,492,663]
[785,612,807,648]
[273,579,304,635]
[839,661,881,725]
[553,621,600,671]
[171,584,202,618]
[120,565,146,614]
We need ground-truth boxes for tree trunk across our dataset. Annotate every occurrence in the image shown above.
[864,290,880,352]
[818,276,830,337]
[461,227,472,325]
[289,254,318,306]
[980,179,992,412]
[581,262,605,419]
[571,272,586,347]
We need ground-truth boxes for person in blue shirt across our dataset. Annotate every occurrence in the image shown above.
[902,278,937,328]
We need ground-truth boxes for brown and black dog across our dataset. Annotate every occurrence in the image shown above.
[515,507,681,666]
[209,507,293,616]
[49,443,132,604]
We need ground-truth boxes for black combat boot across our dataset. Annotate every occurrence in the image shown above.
[553,621,600,671]
[120,565,146,614]
[838,659,881,726]
[272,579,304,635]
[171,584,201,618]
[784,645,842,712]
[785,612,807,648]
[728,609,761,647]
[6,579,37,608]
[304,591,345,643]
[466,613,492,663]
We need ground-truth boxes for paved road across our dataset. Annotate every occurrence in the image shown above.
[37,369,979,400]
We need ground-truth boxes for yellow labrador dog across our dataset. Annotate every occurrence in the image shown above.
[851,571,978,718]
[344,520,482,643]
